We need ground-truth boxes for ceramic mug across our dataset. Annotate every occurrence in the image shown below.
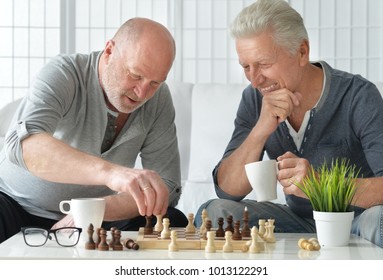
[59,198,106,241]
[245,160,278,201]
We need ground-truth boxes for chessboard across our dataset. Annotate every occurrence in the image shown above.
[136,227,251,250]
[84,208,276,252]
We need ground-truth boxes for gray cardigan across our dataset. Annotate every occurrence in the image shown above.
[0,51,181,220]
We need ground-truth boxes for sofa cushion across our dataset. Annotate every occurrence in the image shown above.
[177,83,250,215]
[187,83,246,182]
[167,80,194,182]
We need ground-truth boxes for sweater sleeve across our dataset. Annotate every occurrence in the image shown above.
[349,79,383,176]
[4,55,77,169]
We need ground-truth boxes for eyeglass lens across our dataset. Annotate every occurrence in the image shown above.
[22,228,49,247]
[55,228,81,246]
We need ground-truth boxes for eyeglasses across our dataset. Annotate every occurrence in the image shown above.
[21,227,82,247]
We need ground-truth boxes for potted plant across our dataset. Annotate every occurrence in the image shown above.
[296,158,359,247]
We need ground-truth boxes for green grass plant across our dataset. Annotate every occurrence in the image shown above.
[296,158,359,212]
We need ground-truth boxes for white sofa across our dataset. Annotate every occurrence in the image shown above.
[166,80,287,216]
[1,81,383,217]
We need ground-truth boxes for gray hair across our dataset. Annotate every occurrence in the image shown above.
[230,0,308,55]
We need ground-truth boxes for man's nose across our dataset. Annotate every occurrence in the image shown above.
[134,81,150,100]
[248,67,265,88]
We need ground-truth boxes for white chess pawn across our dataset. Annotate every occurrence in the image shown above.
[160,217,171,239]
[168,230,179,252]
[249,226,263,253]
[185,213,196,233]
[205,231,216,253]
[154,214,163,232]
[222,231,233,253]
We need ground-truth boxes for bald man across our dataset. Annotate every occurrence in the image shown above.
[0,18,187,243]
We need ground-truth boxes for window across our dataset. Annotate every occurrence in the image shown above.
[1,0,382,109]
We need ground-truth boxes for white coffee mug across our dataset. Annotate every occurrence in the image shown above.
[59,198,106,241]
[245,160,279,201]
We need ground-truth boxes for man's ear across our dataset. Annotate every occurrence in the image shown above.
[104,40,115,58]
[299,39,310,66]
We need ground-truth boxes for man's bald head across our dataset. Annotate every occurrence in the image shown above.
[113,17,176,61]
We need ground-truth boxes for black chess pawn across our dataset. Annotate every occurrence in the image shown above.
[144,215,153,235]
[225,215,234,233]
[203,219,212,240]
[85,223,96,250]
[97,229,109,251]
[95,227,102,247]
[108,227,117,248]
[124,238,140,250]
[215,217,225,238]
[112,229,123,251]
[232,220,242,240]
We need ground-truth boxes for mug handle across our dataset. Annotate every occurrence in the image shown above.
[59,200,71,214]
[275,160,280,175]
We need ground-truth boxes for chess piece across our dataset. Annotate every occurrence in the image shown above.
[258,219,266,237]
[201,209,209,222]
[200,209,209,231]
[97,229,109,251]
[124,238,140,250]
[232,220,242,240]
[248,226,263,253]
[241,207,251,238]
[203,219,212,240]
[185,213,196,234]
[200,217,209,238]
[298,238,320,251]
[262,221,270,241]
[215,217,225,238]
[112,229,123,251]
[225,215,234,233]
[95,227,102,247]
[154,214,164,232]
[85,223,96,250]
[308,238,321,251]
[144,215,153,235]
[200,209,208,235]
[222,231,233,253]
[205,231,216,253]
[160,217,171,239]
[168,230,179,252]
[298,238,314,251]
[242,240,252,252]
[108,227,117,248]
[263,219,276,243]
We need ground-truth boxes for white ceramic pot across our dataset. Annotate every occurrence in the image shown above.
[313,211,354,247]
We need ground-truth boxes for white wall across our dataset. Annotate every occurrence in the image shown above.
[0,0,382,109]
